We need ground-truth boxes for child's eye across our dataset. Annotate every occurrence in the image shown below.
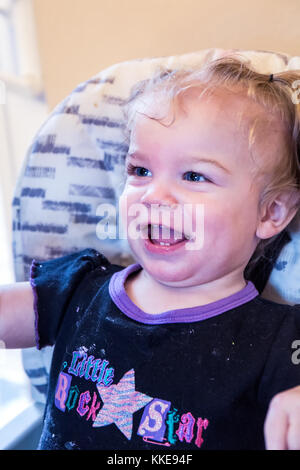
[126,163,152,177]
[183,171,210,183]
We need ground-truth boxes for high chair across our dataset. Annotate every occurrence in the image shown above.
[11,47,300,405]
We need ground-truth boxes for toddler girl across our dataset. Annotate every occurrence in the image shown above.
[1,55,300,450]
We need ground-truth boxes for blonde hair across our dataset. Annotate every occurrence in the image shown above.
[123,55,300,274]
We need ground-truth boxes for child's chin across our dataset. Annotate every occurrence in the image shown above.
[143,262,194,284]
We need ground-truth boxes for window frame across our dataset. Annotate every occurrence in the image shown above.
[0,0,47,449]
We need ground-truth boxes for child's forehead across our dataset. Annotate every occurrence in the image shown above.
[189,88,286,169]
[179,85,271,124]
[135,84,280,143]
[131,84,287,178]
[140,84,275,128]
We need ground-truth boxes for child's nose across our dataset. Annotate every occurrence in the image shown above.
[140,183,178,209]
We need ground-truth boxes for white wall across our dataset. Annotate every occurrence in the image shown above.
[32,0,300,110]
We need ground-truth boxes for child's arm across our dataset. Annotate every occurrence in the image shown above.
[0,282,36,349]
[264,386,300,450]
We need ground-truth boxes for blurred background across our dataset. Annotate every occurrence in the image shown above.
[0,0,300,450]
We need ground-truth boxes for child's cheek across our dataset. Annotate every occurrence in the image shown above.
[118,191,131,238]
[118,191,127,223]
[199,205,235,248]
[119,190,147,241]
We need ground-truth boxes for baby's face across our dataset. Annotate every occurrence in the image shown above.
[119,87,280,288]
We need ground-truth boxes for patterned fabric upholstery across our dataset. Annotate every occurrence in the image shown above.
[11,48,300,402]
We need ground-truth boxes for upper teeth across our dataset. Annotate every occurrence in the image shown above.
[149,224,188,240]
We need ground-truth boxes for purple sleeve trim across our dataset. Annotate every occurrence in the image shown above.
[29,259,41,350]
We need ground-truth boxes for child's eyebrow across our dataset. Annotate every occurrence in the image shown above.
[187,156,232,174]
[126,151,148,160]
[126,152,231,175]
[125,152,151,164]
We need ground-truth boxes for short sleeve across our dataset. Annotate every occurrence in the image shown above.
[29,248,110,350]
[258,306,300,408]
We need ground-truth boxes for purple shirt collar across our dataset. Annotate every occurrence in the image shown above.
[108,263,259,325]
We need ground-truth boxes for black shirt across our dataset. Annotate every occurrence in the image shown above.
[30,248,300,450]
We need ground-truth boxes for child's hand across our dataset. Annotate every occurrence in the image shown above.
[264,386,300,449]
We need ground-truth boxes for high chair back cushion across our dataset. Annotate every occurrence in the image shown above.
[12,48,300,402]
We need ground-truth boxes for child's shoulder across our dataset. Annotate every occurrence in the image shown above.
[253,295,300,313]
[31,247,125,306]
[40,247,125,276]
[32,248,126,350]
[249,294,300,328]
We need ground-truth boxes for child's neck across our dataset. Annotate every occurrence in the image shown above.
[124,268,247,314]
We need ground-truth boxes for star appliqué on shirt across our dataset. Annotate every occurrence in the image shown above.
[93,368,153,439]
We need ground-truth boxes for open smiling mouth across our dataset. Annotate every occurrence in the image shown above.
[148,224,187,245]
[144,224,191,252]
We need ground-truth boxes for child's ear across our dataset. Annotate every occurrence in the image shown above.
[256,191,299,240]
